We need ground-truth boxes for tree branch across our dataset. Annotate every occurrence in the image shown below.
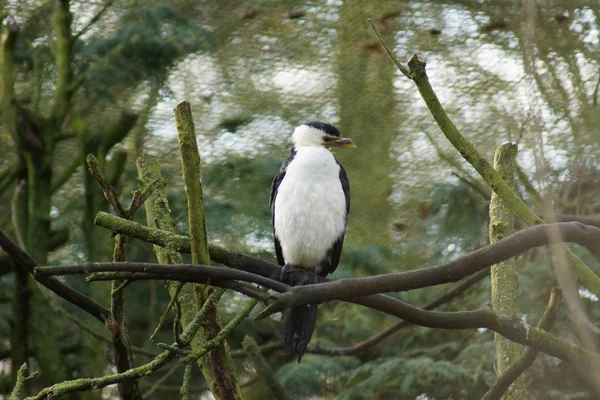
[482,288,562,400]
[368,22,600,298]
[86,155,125,216]
[257,222,600,315]
[35,263,288,293]
[307,268,489,356]
[489,143,528,398]
[9,364,38,400]
[137,149,241,399]
[74,0,114,40]
[86,154,154,400]
[0,229,109,322]
[51,0,74,125]
[33,260,600,368]
[94,211,279,279]
[28,279,229,399]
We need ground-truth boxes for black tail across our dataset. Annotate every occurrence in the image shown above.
[285,303,317,362]
[280,264,319,363]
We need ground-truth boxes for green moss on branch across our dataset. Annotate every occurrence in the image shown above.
[489,143,527,399]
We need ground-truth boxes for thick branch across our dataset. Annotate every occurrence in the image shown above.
[174,101,210,267]
[258,222,600,314]
[94,211,279,279]
[33,262,600,368]
[137,148,241,399]
[307,268,489,356]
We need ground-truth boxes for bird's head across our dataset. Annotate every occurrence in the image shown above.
[292,122,356,149]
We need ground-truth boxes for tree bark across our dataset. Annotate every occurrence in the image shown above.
[138,151,243,400]
[489,143,528,399]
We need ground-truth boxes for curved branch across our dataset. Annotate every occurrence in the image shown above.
[34,260,600,368]
[308,268,489,356]
[258,222,600,315]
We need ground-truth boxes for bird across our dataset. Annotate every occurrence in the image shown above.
[270,122,354,362]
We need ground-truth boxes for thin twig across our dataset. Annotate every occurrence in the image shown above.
[142,362,180,398]
[180,297,259,364]
[86,154,126,217]
[367,18,411,77]
[74,0,115,40]
[179,364,192,400]
[151,282,183,341]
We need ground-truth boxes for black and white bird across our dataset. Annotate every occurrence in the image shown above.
[270,122,354,362]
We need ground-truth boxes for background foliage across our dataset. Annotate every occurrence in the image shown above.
[1,0,600,398]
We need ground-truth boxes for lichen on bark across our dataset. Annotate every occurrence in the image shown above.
[489,143,528,399]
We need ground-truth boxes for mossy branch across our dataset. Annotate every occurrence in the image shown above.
[482,288,562,400]
[174,101,211,267]
[137,150,242,399]
[9,364,38,400]
[368,21,600,298]
[489,143,527,399]
[180,297,259,364]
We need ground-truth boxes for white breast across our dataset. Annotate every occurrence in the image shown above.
[274,147,347,268]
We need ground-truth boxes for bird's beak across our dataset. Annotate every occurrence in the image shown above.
[327,137,356,148]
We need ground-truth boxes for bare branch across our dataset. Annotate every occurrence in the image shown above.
[35,262,289,294]
[74,0,115,40]
[86,154,126,217]
[257,222,600,315]
[307,268,489,356]
[0,229,109,322]
[33,260,600,368]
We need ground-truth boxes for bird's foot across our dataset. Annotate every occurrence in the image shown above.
[280,264,318,286]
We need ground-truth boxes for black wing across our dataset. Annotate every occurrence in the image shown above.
[319,162,350,276]
[270,149,296,266]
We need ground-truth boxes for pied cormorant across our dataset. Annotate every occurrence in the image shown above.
[270,122,354,362]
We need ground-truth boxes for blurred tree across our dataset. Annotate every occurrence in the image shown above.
[2,0,600,398]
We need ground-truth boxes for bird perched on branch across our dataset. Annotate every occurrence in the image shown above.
[270,122,354,362]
